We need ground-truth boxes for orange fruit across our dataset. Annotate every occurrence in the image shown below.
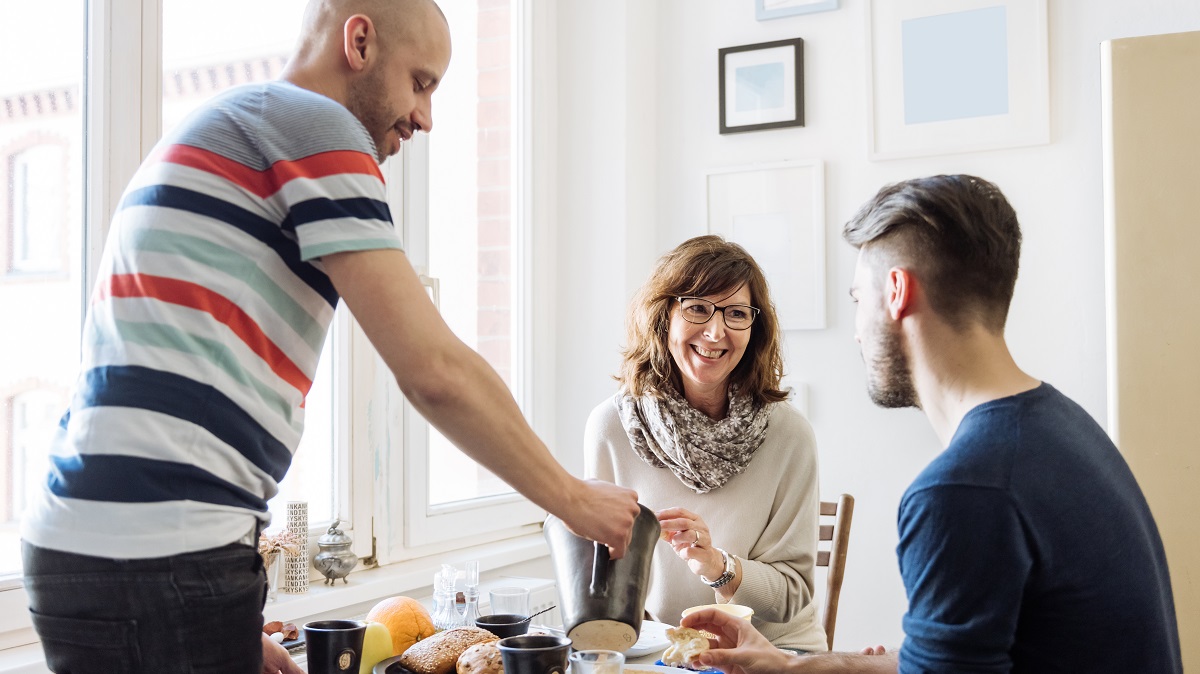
[366,595,437,656]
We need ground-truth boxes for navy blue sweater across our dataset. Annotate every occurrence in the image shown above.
[896,384,1181,673]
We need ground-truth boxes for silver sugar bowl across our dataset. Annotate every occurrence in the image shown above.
[314,519,359,585]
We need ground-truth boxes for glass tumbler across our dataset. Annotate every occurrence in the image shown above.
[489,586,532,617]
[569,649,625,674]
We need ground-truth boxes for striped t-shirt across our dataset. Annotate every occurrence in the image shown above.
[21,81,401,559]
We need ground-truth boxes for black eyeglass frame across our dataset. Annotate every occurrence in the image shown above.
[675,296,761,331]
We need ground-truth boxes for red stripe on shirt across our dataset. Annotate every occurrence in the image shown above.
[149,144,383,200]
[95,273,313,395]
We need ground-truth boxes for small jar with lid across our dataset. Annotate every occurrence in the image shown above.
[313,519,359,585]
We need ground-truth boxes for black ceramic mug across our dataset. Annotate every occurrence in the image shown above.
[304,619,367,674]
[497,635,572,674]
[543,503,660,652]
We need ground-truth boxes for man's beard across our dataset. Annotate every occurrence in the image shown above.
[865,322,919,409]
[345,67,394,164]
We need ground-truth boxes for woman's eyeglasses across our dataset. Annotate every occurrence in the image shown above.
[676,297,760,330]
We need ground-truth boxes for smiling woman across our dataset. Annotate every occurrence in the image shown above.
[584,235,829,653]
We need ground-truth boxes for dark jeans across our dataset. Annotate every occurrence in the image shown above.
[23,541,267,674]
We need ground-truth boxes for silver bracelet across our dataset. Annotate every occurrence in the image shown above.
[702,547,736,588]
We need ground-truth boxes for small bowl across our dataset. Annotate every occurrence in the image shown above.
[476,613,532,638]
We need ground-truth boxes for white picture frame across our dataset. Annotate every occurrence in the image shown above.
[756,0,839,21]
[866,0,1049,160]
[706,160,826,331]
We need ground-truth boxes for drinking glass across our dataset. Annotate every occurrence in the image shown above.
[569,649,625,674]
[489,586,531,617]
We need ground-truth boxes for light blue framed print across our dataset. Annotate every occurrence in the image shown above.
[756,0,839,21]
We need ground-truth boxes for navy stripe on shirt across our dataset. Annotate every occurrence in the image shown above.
[75,365,292,482]
[47,453,268,511]
[120,184,338,307]
[283,196,392,231]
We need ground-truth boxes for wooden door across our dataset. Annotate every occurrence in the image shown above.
[1103,29,1200,670]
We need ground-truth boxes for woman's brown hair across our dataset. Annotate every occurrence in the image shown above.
[617,235,787,406]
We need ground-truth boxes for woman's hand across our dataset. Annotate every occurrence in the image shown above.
[657,507,724,580]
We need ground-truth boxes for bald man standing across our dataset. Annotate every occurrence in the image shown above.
[20,1,640,672]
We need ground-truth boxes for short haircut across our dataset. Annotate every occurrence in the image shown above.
[843,174,1022,332]
[617,235,788,406]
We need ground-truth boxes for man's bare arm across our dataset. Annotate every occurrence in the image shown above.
[321,248,639,554]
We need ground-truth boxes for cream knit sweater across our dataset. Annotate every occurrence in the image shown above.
[584,395,828,652]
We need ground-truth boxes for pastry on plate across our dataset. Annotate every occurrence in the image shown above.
[456,641,503,674]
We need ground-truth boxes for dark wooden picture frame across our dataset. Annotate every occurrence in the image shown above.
[718,37,805,134]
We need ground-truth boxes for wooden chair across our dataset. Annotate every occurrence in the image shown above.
[817,493,855,651]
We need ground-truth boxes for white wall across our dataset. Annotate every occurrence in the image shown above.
[552,1,659,476]
[553,0,1200,650]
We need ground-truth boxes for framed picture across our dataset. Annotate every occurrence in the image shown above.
[719,38,804,134]
[756,0,839,21]
[707,160,826,330]
[866,0,1049,160]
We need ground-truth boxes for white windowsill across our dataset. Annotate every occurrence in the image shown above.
[0,534,551,674]
[263,533,550,623]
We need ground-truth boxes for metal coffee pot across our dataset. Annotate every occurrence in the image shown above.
[543,504,660,652]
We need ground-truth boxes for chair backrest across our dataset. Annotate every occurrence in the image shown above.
[816,493,854,651]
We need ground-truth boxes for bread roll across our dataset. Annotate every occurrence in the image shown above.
[661,627,709,669]
[399,627,499,674]
[456,641,503,674]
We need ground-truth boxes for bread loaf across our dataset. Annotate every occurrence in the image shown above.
[398,626,499,674]
[455,641,503,674]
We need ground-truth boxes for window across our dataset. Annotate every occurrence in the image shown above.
[427,0,521,507]
[8,390,64,523]
[0,0,84,580]
[388,0,545,555]
[8,143,68,274]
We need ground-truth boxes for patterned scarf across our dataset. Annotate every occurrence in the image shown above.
[615,386,772,494]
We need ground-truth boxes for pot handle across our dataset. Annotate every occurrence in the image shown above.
[589,541,609,597]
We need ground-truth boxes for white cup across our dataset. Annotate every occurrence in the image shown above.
[680,603,754,621]
[680,603,754,639]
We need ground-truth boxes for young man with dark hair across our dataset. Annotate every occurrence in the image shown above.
[683,175,1182,673]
